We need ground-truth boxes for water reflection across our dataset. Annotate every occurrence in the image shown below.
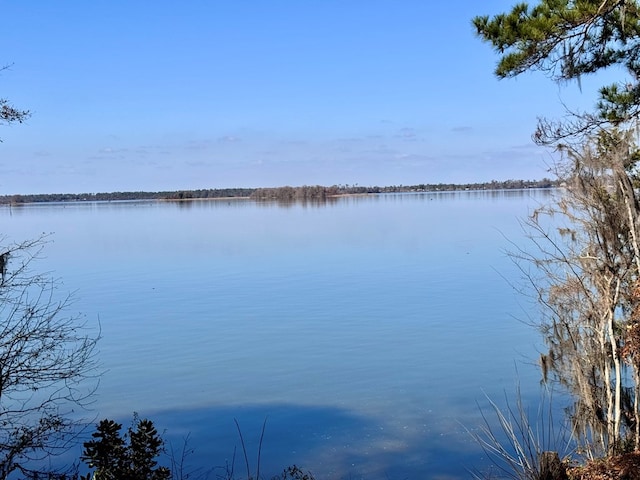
[1,190,553,478]
[152,402,488,480]
[0,188,557,214]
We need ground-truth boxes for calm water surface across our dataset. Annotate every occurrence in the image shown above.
[2,190,554,479]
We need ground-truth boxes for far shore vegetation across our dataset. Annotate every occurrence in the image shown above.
[0,178,558,205]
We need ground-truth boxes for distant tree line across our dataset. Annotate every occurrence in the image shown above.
[0,188,255,204]
[0,179,557,205]
[250,185,339,202]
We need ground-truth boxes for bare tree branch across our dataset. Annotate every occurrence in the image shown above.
[0,235,99,478]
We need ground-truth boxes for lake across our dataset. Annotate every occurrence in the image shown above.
[1,190,555,479]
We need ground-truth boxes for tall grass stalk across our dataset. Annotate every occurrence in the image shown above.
[469,387,574,479]
[233,417,268,480]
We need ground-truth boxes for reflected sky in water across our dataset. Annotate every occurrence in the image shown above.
[1,190,557,479]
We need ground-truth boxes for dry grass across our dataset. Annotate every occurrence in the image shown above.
[568,453,640,479]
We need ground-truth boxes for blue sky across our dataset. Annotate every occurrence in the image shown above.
[0,1,613,194]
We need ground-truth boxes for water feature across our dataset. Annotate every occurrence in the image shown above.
[1,190,554,479]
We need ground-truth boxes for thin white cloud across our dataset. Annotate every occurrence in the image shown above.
[216,135,242,143]
[395,127,418,140]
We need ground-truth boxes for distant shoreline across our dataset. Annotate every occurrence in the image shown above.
[0,179,558,205]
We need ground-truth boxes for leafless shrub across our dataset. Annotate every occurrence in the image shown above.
[0,235,99,478]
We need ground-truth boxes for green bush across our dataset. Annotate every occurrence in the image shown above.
[81,416,170,480]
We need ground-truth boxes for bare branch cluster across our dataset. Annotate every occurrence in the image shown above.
[512,130,640,456]
[0,65,29,140]
[0,99,29,126]
[0,236,99,479]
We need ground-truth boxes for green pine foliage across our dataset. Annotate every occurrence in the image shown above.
[474,1,640,124]
[81,417,170,480]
